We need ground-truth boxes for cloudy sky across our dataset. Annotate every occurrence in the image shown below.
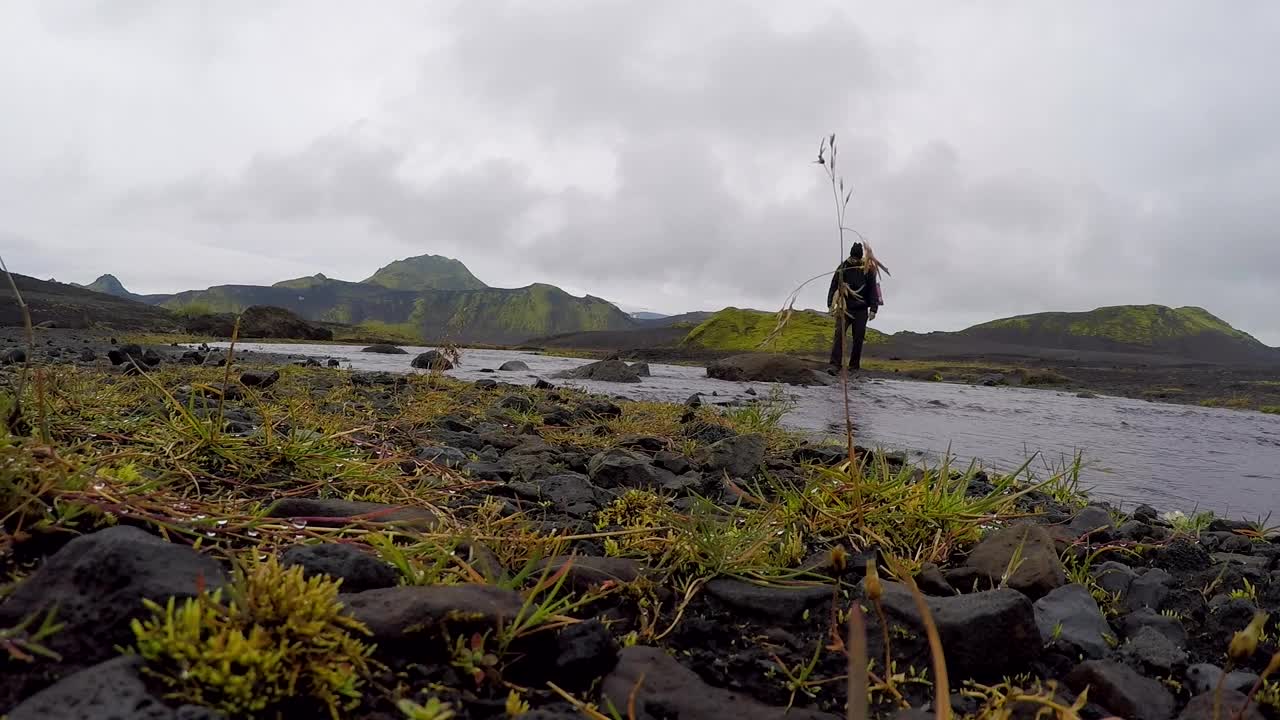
[4,2,1279,342]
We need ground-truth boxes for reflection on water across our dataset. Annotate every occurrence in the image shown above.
[205,342,1280,520]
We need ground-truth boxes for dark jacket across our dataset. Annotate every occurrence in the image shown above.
[827,250,881,315]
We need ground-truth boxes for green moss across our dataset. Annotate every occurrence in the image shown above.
[1199,396,1254,409]
[680,307,887,354]
[131,555,373,719]
[1262,406,1280,415]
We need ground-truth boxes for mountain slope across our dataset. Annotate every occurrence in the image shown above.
[957,305,1276,363]
[681,307,887,354]
[362,254,487,291]
[3,274,180,330]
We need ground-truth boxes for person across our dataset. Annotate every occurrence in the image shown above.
[826,242,882,372]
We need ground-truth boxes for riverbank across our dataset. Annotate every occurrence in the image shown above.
[3,351,1280,719]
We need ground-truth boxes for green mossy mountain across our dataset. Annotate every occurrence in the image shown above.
[159,271,634,345]
[958,304,1275,362]
[681,307,887,354]
[362,254,487,291]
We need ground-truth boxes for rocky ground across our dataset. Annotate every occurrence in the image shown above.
[4,334,1280,719]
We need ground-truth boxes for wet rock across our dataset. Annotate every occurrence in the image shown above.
[879,582,1040,680]
[498,394,536,412]
[341,584,525,648]
[553,619,619,691]
[1133,504,1160,522]
[361,344,407,354]
[685,393,703,407]
[499,360,530,371]
[653,450,693,475]
[706,353,827,386]
[1093,561,1137,596]
[281,542,400,593]
[1066,660,1174,720]
[533,378,556,390]
[964,524,1066,599]
[1066,505,1115,541]
[1207,532,1255,554]
[1034,583,1112,659]
[792,444,847,466]
[601,645,839,720]
[1212,552,1271,571]
[557,359,641,383]
[2,347,28,365]
[1122,607,1187,646]
[415,445,469,468]
[975,373,1004,386]
[141,349,163,366]
[942,566,984,593]
[1178,690,1263,720]
[1121,625,1187,674]
[1155,538,1212,574]
[411,350,453,370]
[79,347,97,362]
[508,473,609,518]
[6,655,221,720]
[1117,520,1165,542]
[1125,568,1173,612]
[239,369,280,388]
[475,378,498,390]
[326,358,340,367]
[629,362,651,377]
[1186,664,1260,694]
[693,433,766,480]
[619,435,667,453]
[264,498,438,530]
[705,578,834,621]
[0,527,228,706]
[575,399,623,420]
[587,448,678,489]
[532,556,646,591]
[916,563,955,596]
[106,343,143,365]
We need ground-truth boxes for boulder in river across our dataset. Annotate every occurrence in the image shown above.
[556,359,642,383]
[706,353,830,386]
[499,360,530,371]
[361,344,408,354]
[411,350,454,371]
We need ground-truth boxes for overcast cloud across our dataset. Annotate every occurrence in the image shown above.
[4,1,1279,342]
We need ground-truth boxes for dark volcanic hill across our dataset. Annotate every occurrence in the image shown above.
[2,274,180,331]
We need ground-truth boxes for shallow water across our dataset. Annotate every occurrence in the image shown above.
[207,342,1280,520]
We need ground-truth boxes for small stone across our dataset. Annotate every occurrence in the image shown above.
[1212,552,1271,571]
[705,578,834,621]
[1125,568,1173,612]
[264,498,438,530]
[575,399,623,420]
[1093,561,1137,596]
[1155,538,1212,573]
[1,347,28,365]
[1034,583,1112,659]
[1066,505,1115,541]
[553,619,619,690]
[341,584,524,649]
[879,582,1040,680]
[498,394,535,412]
[239,369,281,388]
[532,556,646,591]
[601,646,839,720]
[1121,625,1188,674]
[1178,690,1263,720]
[1133,504,1160,522]
[1121,607,1187,646]
[281,542,401,593]
[693,434,766,480]
[79,347,97,362]
[1186,663,1260,695]
[6,655,206,720]
[416,445,469,468]
[964,524,1066,599]
[587,448,678,489]
[629,362,651,377]
[1065,660,1174,720]
[916,563,954,596]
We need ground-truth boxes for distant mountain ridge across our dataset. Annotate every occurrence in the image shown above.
[79,254,636,345]
[72,274,149,303]
[952,304,1276,363]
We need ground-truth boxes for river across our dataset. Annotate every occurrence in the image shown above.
[205,342,1280,521]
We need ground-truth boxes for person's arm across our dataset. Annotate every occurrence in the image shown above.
[826,266,841,310]
[867,271,881,318]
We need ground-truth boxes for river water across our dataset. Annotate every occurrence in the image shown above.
[208,342,1280,521]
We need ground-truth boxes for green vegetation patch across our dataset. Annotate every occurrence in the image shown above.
[681,307,887,354]
[969,304,1262,347]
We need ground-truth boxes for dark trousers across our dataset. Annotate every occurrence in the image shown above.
[830,308,870,370]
